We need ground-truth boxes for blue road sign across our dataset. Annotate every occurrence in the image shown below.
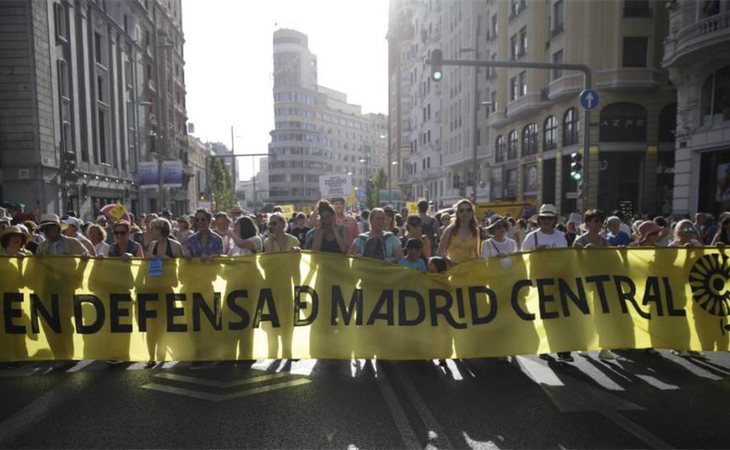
[356,189,366,200]
[579,89,600,110]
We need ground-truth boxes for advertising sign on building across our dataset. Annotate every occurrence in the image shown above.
[319,174,352,199]
[139,162,158,189]
[162,161,183,188]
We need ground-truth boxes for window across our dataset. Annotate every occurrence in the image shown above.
[490,13,498,39]
[54,2,68,42]
[487,53,497,78]
[552,0,564,34]
[563,108,579,145]
[507,130,518,159]
[659,103,677,142]
[98,109,108,164]
[701,66,730,126]
[552,50,563,80]
[544,116,557,150]
[510,34,519,60]
[510,76,518,100]
[522,123,538,156]
[495,135,505,162]
[623,0,651,17]
[518,71,527,97]
[94,32,105,65]
[622,37,648,68]
[519,27,527,58]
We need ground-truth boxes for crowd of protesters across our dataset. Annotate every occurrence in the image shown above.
[1,199,728,364]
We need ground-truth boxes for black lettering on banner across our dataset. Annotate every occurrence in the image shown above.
[193,292,222,331]
[110,293,133,333]
[227,290,250,330]
[331,286,363,326]
[30,294,60,334]
[294,285,319,326]
[469,286,498,325]
[253,288,280,328]
[585,275,611,314]
[456,288,466,319]
[511,279,535,320]
[537,278,559,319]
[73,295,105,334]
[558,278,590,317]
[664,277,685,317]
[137,293,158,332]
[367,290,394,326]
[166,293,187,332]
[3,292,25,334]
[398,290,426,326]
[429,289,466,329]
[613,276,650,319]
[642,277,664,317]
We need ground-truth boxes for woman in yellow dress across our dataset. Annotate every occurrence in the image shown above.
[436,199,480,265]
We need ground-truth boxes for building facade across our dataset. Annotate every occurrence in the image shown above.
[267,29,387,209]
[0,0,189,220]
[390,0,679,216]
[663,0,730,216]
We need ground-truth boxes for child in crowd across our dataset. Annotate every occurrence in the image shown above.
[427,256,448,273]
[398,238,427,272]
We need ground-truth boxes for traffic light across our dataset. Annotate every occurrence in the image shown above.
[570,152,583,181]
[430,49,443,82]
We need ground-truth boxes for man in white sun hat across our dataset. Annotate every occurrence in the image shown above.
[520,204,568,252]
[36,213,87,256]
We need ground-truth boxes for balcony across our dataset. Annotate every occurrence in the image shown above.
[665,11,730,66]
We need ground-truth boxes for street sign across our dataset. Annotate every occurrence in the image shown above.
[579,89,600,110]
[565,192,579,200]
[356,189,366,200]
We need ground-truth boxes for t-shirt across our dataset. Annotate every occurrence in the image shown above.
[481,237,518,258]
[289,226,311,247]
[573,233,608,248]
[520,229,568,252]
[398,257,427,272]
[605,231,631,246]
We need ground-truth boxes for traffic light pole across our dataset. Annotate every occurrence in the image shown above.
[427,55,593,209]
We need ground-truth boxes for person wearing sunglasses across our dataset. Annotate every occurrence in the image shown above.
[108,220,144,258]
[668,219,703,248]
[437,199,480,265]
[264,212,300,253]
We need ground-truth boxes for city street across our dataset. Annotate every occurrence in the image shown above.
[0,350,728,449]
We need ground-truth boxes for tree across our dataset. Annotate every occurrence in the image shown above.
[366,168,388,209]
[209,157,235,212]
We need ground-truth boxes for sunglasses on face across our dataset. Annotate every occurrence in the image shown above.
[113,230,128,236]
[679,227,696,233]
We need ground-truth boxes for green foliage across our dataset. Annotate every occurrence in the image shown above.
[209,157,235,212]
[366,168,388,209]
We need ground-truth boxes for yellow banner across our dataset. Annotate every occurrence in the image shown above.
[1,248,729,362]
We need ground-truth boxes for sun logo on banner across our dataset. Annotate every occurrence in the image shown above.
[689,254,730,317]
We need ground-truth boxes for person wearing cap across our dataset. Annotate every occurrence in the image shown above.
[630,220,663,247]
[0,225,32,256]
[398,238,427,272]
[36,213,87,256]
[62,216,96,256]
[481,215,518,258]
[437,199,480,265]
[520,204,568,252]
[331,197,360,248]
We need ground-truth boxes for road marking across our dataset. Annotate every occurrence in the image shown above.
[515,356,674,449]
[66,360,95,373]
[375,362,421,449]
[635,374,679,390]
[394,364,455,449]
[141,378,311,401]
[462,431,501,449]
[153,372,289,388]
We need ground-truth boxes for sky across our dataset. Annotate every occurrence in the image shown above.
[182,0,390,181]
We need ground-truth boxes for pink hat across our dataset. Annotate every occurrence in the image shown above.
[637,220,661,243]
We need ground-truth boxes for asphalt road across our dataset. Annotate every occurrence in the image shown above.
[0,350,728,449]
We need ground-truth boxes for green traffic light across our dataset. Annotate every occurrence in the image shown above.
[571,171,582,181]
[432,71,443,81]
